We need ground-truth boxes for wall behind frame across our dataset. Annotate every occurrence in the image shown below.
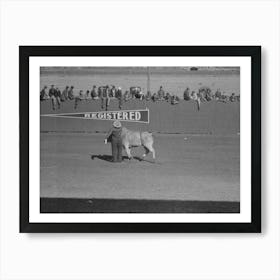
[0,0,279,280]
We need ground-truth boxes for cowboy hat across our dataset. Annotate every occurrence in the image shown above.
[113,120,122,128]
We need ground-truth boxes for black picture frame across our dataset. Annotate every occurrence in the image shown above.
[20,46,261,233]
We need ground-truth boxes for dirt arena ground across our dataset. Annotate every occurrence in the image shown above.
[40,132,240,213]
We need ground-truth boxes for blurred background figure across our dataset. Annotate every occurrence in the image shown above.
[68,86,75,100]
[86,90,91,100]
[116,87,123,109]
[49,85,57,110]
[183,87,191,101]
[91,85,98,100]
[40,86,48,101]
[158,86,165,101]
[61,86,69,102]
[229,93,236,102]
[146,91,151,101]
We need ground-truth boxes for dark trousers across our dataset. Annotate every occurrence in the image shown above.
[118,97,123,109]
[111,140,123,162]
[101,97,110,110]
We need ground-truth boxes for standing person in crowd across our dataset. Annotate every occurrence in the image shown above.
[116,87,123,109]
[48,85,57,110]
[104,120,123,163]
[100,85,110,110]
[158,86,165,101]
[74,91,83,109]
[91,85,98,100]
[191,91,201,111]
[104,85,110,110]
[61,86,69,102]
[55,87,62,109]
[40,86,48,101]
[68,86,74,100]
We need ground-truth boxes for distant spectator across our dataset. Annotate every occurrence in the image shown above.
[215,88,222,100]
[152,93,159,102]
[116,87,123,109]
[99,85,110,110]
[218,93,228,103]
[49,85,57,110]
[55,87,61,109]
[74,90,84,109]
[135,90,144,100]
[105,86,110,109]
[146,91,152,101]
[68,86,74,100]
[130,87,143,100]
[124,90,130,102]
[205,91,212,101]
[91,85,98,100]
[48,84,56,98]
[40,86,48,101]
[183,87,191,101]
[229,93,236,102]
[197,91,206,102]
[79,90,84,99]
[165,92,171,102]
[110,85,116,98]
[171,95,179,105]
[74,96,81,109]
[86,90,91,100]
[191,91,201,111]
[191,91,197,100]
[61,86,69,101]
[157,86,165,101]
[199,86,211,102]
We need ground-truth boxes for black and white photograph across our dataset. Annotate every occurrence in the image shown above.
[40,66,241,214]
[20,46,260,232]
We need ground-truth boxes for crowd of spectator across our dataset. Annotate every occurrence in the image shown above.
[183,86,240,110]
[40,84,240,111]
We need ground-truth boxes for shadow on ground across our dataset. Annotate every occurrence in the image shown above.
[90,154,154,163]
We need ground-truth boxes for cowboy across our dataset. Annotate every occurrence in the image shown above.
[104,120,123,162]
